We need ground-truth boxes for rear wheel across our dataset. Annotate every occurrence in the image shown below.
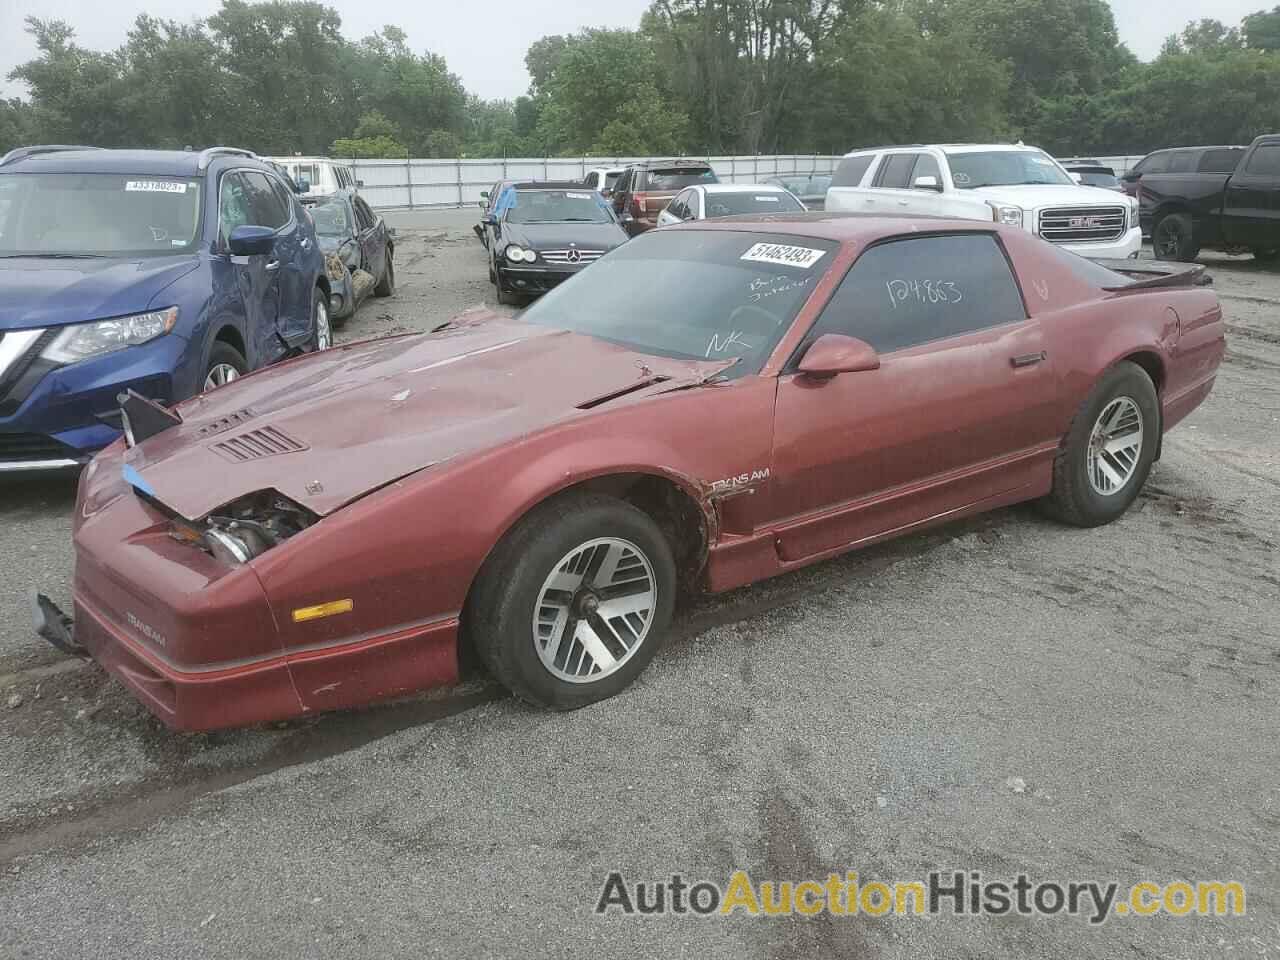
[467,493,676,709]
[1153,212,1199,262]
[1040,361,1160,527]
[203,342,248,392]
[374,249,395,296]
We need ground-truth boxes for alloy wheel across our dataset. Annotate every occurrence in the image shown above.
[204,364,241,391]
[1087,396,1144,496]
[532,537,657,683]
[315,299,332,350]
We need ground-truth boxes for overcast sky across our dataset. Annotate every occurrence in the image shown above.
[0,0,1269,101]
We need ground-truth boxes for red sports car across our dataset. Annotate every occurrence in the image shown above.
[36,215,1225,731]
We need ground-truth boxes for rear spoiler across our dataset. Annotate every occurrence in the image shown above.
[1091,259,1213,292]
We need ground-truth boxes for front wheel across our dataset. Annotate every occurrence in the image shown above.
[374,249,395,296]
[494,268,520,307]
[467,493,676,709]
[309,286,332,351]
[202,341,248,392]
[1153,213,1199,262]
[1039,361,1160,527]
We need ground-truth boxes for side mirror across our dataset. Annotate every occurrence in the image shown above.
[296,178,311,193]
[356,179,365,189]
[228,225,276,257]
[797,334,880,378]
[1069,172,1084,184]
[621,212,635,223]
[483,214,497,226]
[480,190,490,200]
[388,226,397,239]
[912,175,942,192]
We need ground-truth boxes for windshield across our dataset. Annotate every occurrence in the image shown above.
[308,198,352,238]
[0,173,202,257]
[946,150,1073,189]
[703,191,806,217]
[521,230,836,373]
[641,168,718,191]
[502,189,613,224]
[1078,171,1121,189]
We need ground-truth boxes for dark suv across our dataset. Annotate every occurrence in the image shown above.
[1122,145,1245,199]
[611,160,719,236]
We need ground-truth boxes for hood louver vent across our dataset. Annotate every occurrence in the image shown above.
[194,408,256,440]
[211,426,307,463]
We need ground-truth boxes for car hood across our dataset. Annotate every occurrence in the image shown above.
[0,255,201,331]
[502,221,628,252]
[121,313,733,521]
[967,184,1132,210]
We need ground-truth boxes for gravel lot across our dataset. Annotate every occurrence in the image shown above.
[0,210,1276,959]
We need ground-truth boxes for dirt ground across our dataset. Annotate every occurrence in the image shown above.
[0,210,1276,959]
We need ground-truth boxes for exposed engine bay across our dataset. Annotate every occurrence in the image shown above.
[194,490,318,564]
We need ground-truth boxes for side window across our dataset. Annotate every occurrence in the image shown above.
[911,153,941,188]
[354,197,377,230]
[1166,151,1196,174]
[667,192,688,220]
[1198,149,1243,174]
[1244,143,1280,177]
[876,154,918,189]
[804,234,1026,355]
[218,172,253,243]
[1142,152,1171,175]
[831,154,874,187]
[268,177,296,220]
[240,172,289,229]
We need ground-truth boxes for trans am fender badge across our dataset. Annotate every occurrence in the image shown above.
[709,468,770,495]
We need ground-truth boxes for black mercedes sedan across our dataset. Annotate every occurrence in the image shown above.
[484,181,629,305]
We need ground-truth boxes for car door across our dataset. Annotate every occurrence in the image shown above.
[769,232,1058,561]
[241,170,309,347]
[214,170,283,368]
[350,196,382,280]
[1223,140,1280,247]
[859,152,920,214]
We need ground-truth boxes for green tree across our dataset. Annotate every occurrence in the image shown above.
[1244,6,1280,51]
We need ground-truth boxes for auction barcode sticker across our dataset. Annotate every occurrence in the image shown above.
[741,242,826,269]
[125,181,187,194]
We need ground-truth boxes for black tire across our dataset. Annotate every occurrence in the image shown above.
[307,285,331,352]
[202,341,248,392]
[467,492,677,710]
[374,248,395,296]
[1152,212,1199,262]
[1039,361,1160,528]
[1252,247,1280,264]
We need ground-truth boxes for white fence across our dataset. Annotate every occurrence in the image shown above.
[350,155,842,211]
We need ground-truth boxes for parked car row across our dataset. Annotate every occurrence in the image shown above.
[473,159,827,304]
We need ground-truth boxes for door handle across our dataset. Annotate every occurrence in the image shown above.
[265,259,281,272]
[897,199,910,206]
[1011,351,1046,368]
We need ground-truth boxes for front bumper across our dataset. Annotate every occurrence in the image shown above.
[0,332,190,469]
[1057,226,1143,260]
[497,264,587,296]
[52,452,463,731]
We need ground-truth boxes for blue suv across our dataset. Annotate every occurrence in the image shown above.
[0,146,332,470]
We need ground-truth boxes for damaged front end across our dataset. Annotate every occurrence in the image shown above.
[196,490,318,565]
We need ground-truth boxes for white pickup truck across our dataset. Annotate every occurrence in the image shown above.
[826,143,1142,259]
